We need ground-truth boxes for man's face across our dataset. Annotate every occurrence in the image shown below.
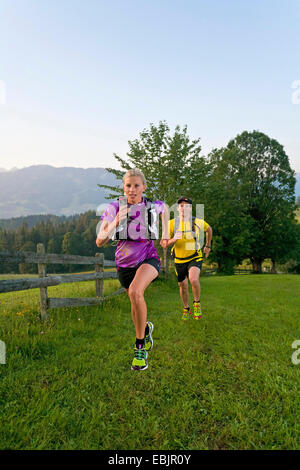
[178,202,192,219]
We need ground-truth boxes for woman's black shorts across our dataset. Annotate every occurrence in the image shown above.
[174,258,203,283]
[117,257,160,289]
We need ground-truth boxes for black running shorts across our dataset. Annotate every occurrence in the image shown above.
[174,258,203,283]
[117,257,160,289]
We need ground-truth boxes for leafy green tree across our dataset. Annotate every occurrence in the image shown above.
[208,131,296,273]
[98,121,204,206]
[205,147,254,273]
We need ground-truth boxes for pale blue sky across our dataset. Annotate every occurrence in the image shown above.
[0,0,300,172]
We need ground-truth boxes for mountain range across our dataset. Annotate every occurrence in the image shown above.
[0,165,299,220]
[0,165,118,219]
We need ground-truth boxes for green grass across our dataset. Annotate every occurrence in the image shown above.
[0,273,299,450]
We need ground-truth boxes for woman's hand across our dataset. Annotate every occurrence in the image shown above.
[96,205,129,247]
[115,205,129,227]
[160,239,168,249]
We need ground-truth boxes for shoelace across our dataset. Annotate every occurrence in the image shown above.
[134,349,146,360]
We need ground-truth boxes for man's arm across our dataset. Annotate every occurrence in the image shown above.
[160,213,182,248]
[203,225,213,258]
[164,231,182,247]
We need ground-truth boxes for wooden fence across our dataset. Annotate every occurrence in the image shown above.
[0,244,124,320]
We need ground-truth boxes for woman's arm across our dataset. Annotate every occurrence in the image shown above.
[96,219,115,247]
[160,205,170,248]
[96,205,129,247]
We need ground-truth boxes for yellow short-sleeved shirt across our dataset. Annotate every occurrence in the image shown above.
[168,218,210,263]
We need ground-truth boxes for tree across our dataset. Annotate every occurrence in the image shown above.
[98,121,204,207]
[206,147,254,273]
[209,131,296,273]
[62,232,81,255]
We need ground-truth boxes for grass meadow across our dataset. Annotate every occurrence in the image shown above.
[0,272,299,450]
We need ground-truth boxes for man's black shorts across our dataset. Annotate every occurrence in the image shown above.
[117,257,160,289]
[174,258,203,283]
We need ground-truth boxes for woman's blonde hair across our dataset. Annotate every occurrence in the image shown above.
[123,168,147,186]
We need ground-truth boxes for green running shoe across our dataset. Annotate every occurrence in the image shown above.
[131,347,148,371]
[145,321,154,351]
[182,307,191,320]
[193,301,202,320]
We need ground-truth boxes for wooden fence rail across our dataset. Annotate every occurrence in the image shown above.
[0,272,119,293]
[0,244,124,320]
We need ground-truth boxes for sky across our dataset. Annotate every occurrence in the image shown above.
[0,0,300,172]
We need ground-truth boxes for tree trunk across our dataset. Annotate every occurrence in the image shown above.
[251,258,263,273]
[163,247,168,280]
[270,259,277,274]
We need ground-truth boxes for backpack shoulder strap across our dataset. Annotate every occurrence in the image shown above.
[193,217,205,251]
[144,197,160,240]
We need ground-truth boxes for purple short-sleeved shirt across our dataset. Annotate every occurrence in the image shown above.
[100,197,165,269]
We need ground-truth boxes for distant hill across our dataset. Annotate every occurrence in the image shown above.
[0,165,118,219]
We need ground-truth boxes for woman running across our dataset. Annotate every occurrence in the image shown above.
[96,169,167,371]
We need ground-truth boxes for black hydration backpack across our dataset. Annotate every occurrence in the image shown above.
[171,216,204,261]
[112,196,159,241]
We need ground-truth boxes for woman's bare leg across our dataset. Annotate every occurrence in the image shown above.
[128,263,158,340]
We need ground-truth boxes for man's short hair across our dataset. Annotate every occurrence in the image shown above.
[177,196,193,205]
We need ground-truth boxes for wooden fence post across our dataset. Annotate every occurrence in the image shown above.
[95,253,104,298]
[37,243,48,321]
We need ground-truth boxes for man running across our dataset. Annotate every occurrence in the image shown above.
[161,197,212,320]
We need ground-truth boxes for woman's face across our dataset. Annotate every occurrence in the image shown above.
[123,176,146,204]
